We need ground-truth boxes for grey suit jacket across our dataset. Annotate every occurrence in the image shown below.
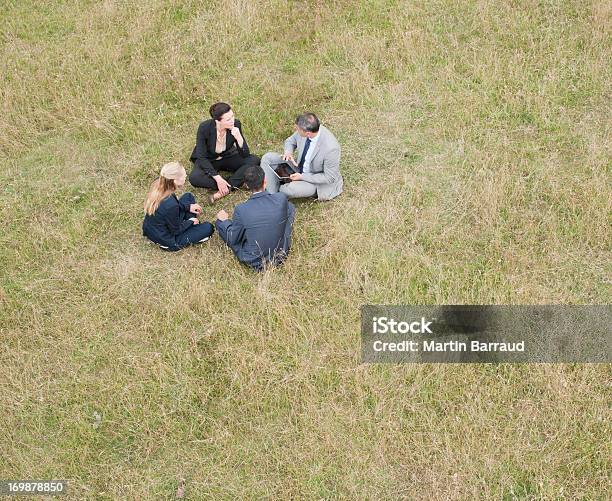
[283,125,343,201]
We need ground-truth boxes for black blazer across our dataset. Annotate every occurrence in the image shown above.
[142,194,193,250]
[190,119,251,172]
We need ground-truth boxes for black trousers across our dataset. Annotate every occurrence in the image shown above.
[189,154,260,190]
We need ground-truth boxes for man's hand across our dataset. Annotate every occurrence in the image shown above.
[213,175,231,196]
[216,209,229,221]
[289,173,303,181]
[189,203,202,215]
[230,126,244,147]
[282,152,296,165]
[189,217,200,225]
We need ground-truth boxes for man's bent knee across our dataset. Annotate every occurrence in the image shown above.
[261,152,280,166]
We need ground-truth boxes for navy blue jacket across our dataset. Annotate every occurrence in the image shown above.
[216,191,295,270]
[143,194,194,250]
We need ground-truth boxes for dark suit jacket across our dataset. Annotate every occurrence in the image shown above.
[190,119,251,175]
[216,191,295,270]
[142,194,193,250]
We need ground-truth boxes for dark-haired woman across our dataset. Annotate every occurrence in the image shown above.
[189,102,260,202]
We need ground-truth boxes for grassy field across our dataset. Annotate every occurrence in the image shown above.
[1,0,610,499]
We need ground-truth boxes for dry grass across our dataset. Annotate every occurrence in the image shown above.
[0,0,610,499]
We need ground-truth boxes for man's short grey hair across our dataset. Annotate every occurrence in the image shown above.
[295,112,320,132]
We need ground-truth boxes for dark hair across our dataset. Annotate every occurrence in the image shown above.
[295,112,320,132]
[244,165,265,191]
[209,102,232,121]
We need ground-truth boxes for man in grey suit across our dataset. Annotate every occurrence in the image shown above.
[261,113,343,201]
[216,165,295,271]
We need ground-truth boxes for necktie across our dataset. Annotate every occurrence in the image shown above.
[297,138,311,173]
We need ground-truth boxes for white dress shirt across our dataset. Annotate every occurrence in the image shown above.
[300,133,320,174]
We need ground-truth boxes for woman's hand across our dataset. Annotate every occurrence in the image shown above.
[230,126,244,147]
[189,203,202,215]
[189,217,200,225]
[213,175,231,196]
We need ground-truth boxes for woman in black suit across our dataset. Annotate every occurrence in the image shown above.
[189,102,260,202]
[143,162,214,251]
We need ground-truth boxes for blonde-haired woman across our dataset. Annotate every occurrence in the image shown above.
[143,162,214,251]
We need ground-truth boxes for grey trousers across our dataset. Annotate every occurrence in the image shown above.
[261,152,317,199]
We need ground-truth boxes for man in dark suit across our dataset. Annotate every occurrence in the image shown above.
[216,165,295,271]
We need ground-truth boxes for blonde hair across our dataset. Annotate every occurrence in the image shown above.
[144,162,185,216]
